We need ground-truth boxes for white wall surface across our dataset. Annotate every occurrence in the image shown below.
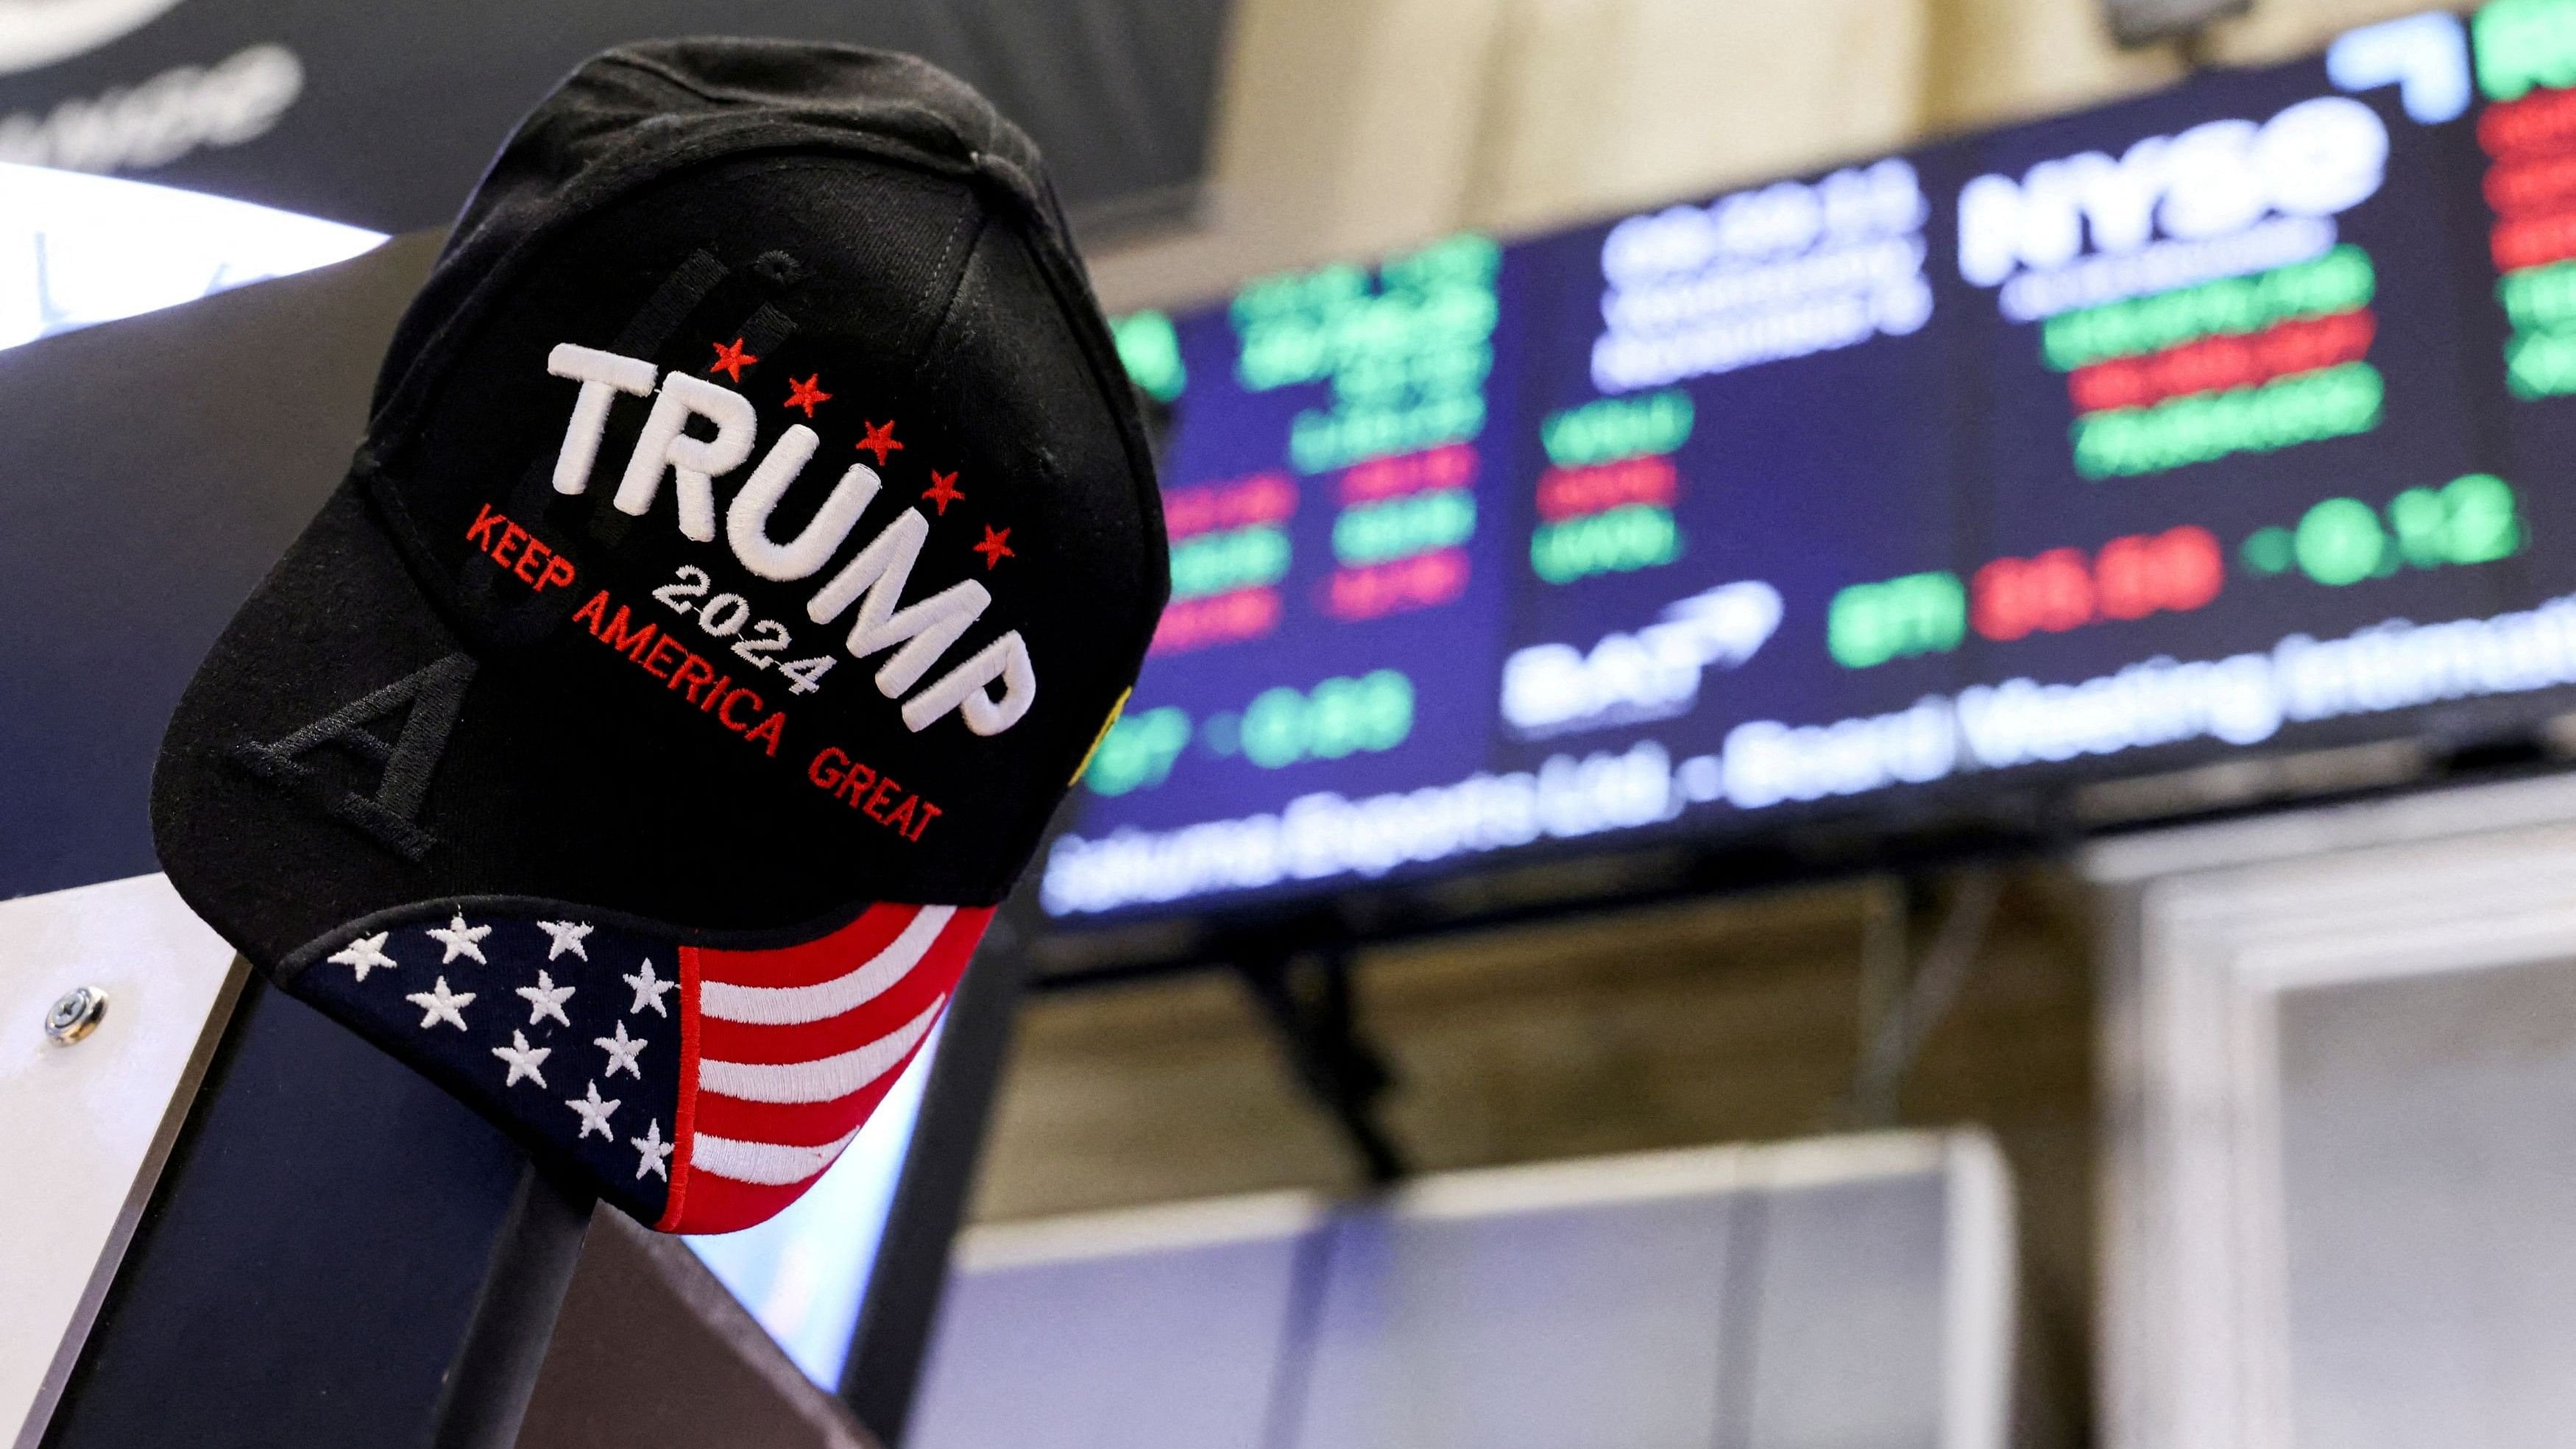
[1,874,241,1447]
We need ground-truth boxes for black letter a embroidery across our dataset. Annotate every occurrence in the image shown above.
[230,653,478,861]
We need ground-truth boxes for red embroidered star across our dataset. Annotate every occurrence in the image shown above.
[854,419,904,466]
[708,337,759,382]
[972,525,1014,570]
[921,470,965,516]
[783,374,832,417]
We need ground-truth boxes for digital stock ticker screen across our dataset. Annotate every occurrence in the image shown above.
[1044,1,2576,925]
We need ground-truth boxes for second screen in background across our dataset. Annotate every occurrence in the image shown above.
[1047,6,2576,924]
[1959,58,2511,692]
[1496,146,1975,818]
[1069,235,1524,840]
[2474,0,2576,601]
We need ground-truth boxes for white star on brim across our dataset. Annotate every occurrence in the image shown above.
[492,1030,551,1088]
[593,1018,646,1080]
[565,1080,620,1140]
[404,977,475,1031]
[516,970,576,1028]
[623,958,675,1017]
[328,932,398,982]
[426,912,492,965]
[537,920,593,961]
[631,1119,673,1180]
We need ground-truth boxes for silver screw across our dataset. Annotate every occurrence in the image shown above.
[44,985,107,1045]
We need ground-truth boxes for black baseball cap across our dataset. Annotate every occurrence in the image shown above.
[151,40,1166,1233]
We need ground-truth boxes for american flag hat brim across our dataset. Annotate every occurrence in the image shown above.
[285,897,995,1233]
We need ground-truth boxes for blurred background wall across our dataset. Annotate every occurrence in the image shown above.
[979,874,2103,1440]
[1086,0,2451,313]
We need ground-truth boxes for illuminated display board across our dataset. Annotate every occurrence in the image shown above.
[2477,0,2576,600]
[1080,232,1524,844]
[1046,4,2576,923]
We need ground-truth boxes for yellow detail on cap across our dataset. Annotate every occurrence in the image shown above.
[1070,688,1132,787]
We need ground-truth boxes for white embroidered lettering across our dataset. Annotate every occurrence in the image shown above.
[902,630,1035,734]
[613,372,757,542]
[804,508,994,697]
[542,352,1044,737]
[726,427,882,581]
[545,344,657,496]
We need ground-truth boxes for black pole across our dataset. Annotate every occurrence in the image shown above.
[39,974,593,1449]
[1236,946,1407,1186]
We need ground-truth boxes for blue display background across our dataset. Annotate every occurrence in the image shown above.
[1961,63,2513,681]
[1051,8,2576,923]
[1087,253,1525,831]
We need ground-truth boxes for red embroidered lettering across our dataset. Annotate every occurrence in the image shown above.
[642,634,686,680]
[576,587,837,782]
[670,653,718,701]
[470,512,578,595]
[512,537,552,584]
[863,776,899,822]
[601,606,658,662]
[799,735,941,840]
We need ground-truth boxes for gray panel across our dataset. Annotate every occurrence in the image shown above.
[1747,1174,1949,1449]
[2275,961,2576,1448]
[907,1230,1306,1449]
[1290,1193,1738,1449]
[909,1143,1995,1449]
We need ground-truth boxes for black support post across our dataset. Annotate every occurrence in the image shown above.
[1236,947,1408,1186]
[40,976,592,1449]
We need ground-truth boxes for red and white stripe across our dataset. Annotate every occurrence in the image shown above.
[657,901,993,1233]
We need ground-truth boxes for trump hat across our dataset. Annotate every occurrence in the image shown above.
[151,40,1167,1233]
